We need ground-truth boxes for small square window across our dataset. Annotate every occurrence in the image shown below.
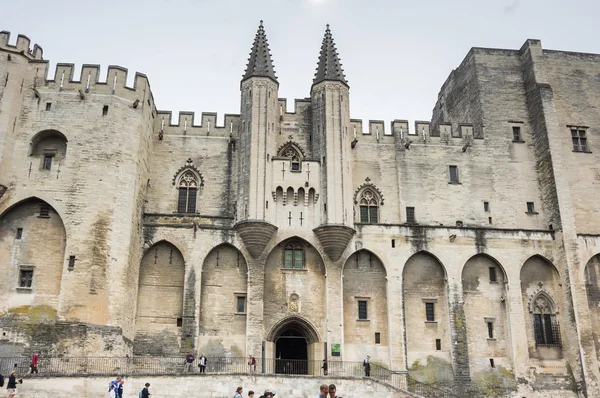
[571,128,588,152]
[16,228,23,240]
[425,302,435,322]
[19,268,33,289]
[489,267,497,282]
[102,105,109,116]
[39,205,50,218]
[487,321,494,338]
[526,202,535,213]
[358,300,368,320]
[483,202,490,212]
[176,317,183,327]
[435,339,441,351]
[45,102,52,111]
[449,166,459,184]
[43,155,53,170]
[406,207,415,224]
[236,295,247,313]
[375,332,381,344]
[512,126,521,141]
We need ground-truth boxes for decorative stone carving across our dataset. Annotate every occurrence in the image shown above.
[235,220,278,258]
[289,293,300,313]
[172,158,204,186]
[313,224,355,262]
[354,177,384,205]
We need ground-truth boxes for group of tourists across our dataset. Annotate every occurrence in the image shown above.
[233,384,341,398]
[108,377,150,398]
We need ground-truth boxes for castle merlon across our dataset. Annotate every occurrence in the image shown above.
[155,111,241,138]
[0,31,43,60]
[312,24,348,87]
[242,20,278,84]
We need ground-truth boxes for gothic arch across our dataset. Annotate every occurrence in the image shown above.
[172,158,204,186]
[0,197,66,302]
[461,253,508,284]
[404,250,448,280]
[354,178,384,205]
[135,240,185,354]
[266,315,320,344]
[276,141,306,159]
[584,254,600,360]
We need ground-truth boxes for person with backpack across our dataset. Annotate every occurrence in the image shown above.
[234,386,243,398]
[140,382,151,398]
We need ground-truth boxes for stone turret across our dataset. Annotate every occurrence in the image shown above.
[236,21,279,258]
[311,25,355,262]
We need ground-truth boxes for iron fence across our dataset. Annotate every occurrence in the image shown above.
[0,356,468,397]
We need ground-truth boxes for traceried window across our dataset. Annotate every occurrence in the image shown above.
[177,170,198,213]
[532,294,561,347]
[571,128,588,152]
[359,189,379,223]
[283,241,304,269]
[279,145,302,172]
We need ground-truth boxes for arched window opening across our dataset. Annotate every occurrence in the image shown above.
[359,189,378,223]
[532,294,561,347]
[291,156,300,171]
[283,241,304,269]
[177,170,199,213]
[278,144,304,172]
[30,130,68,170]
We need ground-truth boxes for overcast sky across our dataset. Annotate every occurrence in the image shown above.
[3,0,599,129]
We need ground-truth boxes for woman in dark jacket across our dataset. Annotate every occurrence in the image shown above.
[7,371,18,398]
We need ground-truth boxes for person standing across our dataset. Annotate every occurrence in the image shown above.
[141,382,151,398]
[248,390,255,398]
[234,386,243,398]
[6,371,18,398]
[321,359,328,376]
[363,355,371,377]
[328,384,341,398]
[29,352,39,374]
[109,385,117,398]
[317,384,328,398]
[198,353,207,373]
[185,352,195,373]
[117,378,124,398]
[248,355,256,373]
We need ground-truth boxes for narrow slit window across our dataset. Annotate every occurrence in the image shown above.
[490,358,495,368]
[375,332,381,344]
[527,202,535,213]
[512,126,521,141]
[489,267,497,282]
[487,322,494,338]
[449,165,459,184]
[406,207,415,223]
[358,300,368,320]
[16,228,23,240]
[43,155,53,170]
[435,339,441,350]
[102,105,109,116]
[236,296,247,313]
[425,302,435,322]
[483,202,490,212]
[45,102,52,111]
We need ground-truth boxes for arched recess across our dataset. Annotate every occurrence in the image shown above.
[0,198,66,307]
[30,130,68,170]
[199,244,248,357]
[584,254,600,361]
[520,255,563,359]
[343,249,388,362]
[462,254,511,373]
[264,237,325,364]
[134,240,185,355]
[403,251,451,368]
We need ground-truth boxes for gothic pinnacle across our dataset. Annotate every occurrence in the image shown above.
[242,20,278,83]
[313,24,348,87]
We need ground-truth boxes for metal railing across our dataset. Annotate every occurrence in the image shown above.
[534,321,562,348]
[0,356,465,397]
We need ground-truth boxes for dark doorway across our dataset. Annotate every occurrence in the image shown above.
[275,328,308,374]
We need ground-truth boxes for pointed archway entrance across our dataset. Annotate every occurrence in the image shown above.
[267,316,321,375]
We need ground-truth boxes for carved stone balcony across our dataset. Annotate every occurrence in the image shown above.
[235,220,278,258]
[313,224,355,262]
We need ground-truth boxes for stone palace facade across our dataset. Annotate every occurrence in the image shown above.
[1,22,600,397]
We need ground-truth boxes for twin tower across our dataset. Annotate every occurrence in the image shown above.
[236,22,356,262]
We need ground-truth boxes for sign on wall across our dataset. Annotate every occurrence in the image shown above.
[331,344,340,357]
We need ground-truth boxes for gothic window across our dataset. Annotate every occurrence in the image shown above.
[177,170,199,213]
[532,294,561,347]
[283,241,304,269]
[359,189,378,223]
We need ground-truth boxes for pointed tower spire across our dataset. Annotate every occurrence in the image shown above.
[242,20,278,83]
[313,24,348,87]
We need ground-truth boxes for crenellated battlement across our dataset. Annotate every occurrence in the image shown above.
[42,64,155,107]
[0,31,43,60]
[155,111,241,138]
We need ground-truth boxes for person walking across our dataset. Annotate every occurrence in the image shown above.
[363,355,371,377]
[109,384,117,398]
[248,355,256,373]
[6,371,18,398]
[234,386,243,398]
[140,382,151,398]
[117,378,124,398]
[29,352,39,374]
[198,353,207,373]
[185,352,195,373]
